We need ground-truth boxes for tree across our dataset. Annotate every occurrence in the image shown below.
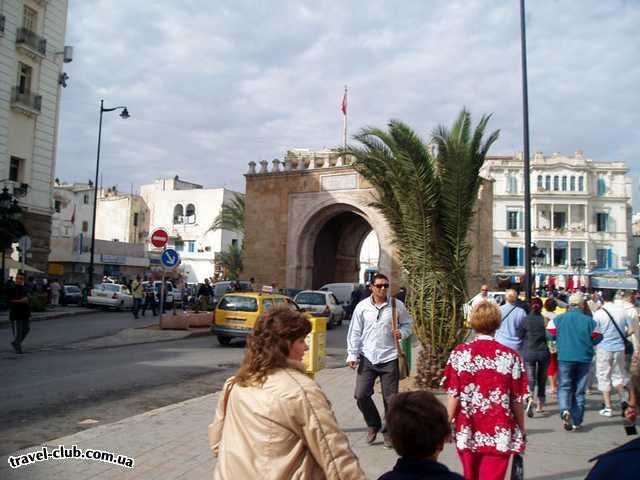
[218,243,243,281]
[209,194,245,235]
[346,109,499,387]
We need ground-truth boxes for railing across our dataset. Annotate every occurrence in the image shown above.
[16,27,47,56]
[11,87,42,112]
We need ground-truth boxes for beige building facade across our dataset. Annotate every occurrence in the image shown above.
[243,149,493,295]
[0,0,70,273]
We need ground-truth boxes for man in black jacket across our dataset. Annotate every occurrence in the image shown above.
[8,272,31,354]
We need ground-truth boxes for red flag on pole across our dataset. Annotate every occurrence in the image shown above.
[341,88,347,115]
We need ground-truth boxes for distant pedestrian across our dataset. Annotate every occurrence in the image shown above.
[209,306,366,479]
[544,298,559,394]
[621,290,640,354]
[469,284,495,310]
[198,278,213,309]
[548,293,602,430]
[378,391,463,480]
[131,276,143,319]
[346,273,413,448]
[49,279,61,306]
[141,278,157,316]
[394,287,407,303]
[494,289,527,353]
[593,289,632,417]
[517,297,550,416]
[442,302,527,480]
[8,272,31,354]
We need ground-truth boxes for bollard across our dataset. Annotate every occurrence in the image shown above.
[303,315,327,378]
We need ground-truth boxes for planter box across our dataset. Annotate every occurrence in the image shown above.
[159,311,212,329]
[159,313,189,330]
[183,311,213,327]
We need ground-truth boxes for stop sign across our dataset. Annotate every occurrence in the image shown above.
[150,228,169,248]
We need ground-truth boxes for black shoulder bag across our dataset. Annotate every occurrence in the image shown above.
[602,308,634,355]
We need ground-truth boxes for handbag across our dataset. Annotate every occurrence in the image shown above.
[510,453,524,480]
[392,298,410,379]
[602,308,634,355]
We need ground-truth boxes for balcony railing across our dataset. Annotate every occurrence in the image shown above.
[11,87,42,113]
[16,27,47,56]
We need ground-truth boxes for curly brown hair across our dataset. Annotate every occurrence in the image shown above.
[233,306,311,387]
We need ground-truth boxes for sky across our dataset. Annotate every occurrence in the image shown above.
[56,0,639,210]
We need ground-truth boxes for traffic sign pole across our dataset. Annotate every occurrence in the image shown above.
[160,247,166,321]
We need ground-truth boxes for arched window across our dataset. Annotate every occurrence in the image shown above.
[185,203,196,224]
[545,175,551,191]
[537,175,543,190]
[553,175,559,191]
[570,176,576,191]
[173,204,184,224]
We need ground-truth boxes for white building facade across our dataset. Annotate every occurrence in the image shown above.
[140,177,242,283]
[0,0,69,273]
[482,151,634,290]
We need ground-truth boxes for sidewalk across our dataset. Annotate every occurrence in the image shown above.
[1,364,632,480]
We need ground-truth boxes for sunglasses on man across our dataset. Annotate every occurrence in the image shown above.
[372,283,390,289]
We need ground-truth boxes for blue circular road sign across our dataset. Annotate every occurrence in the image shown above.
[160,248,180,268]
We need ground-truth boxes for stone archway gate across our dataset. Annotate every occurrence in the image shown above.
[243,149,493,293]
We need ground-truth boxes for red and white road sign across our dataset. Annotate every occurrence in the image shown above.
[150,228,169,248]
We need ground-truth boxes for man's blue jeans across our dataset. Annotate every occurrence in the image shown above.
[557,361,591,426]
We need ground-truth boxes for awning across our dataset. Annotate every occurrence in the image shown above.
[3,257,44,274]
[590,276,638,290]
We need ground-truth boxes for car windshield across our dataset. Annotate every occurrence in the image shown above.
[65,286,80,293]
[295,292,326,306]
[103,284,120,292]
[218,295,258,312]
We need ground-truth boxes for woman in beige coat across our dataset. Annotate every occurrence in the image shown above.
[209,306,366,480]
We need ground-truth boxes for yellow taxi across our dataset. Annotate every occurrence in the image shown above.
[212,292,300,346]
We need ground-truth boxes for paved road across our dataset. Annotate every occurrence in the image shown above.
[0,311,350,455]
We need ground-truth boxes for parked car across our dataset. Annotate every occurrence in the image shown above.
[211,281,253,307]
[149,281,175,307]
[60,284,82,306]
[212,292,291,345]
[294,290,344,329]
[87,283,133,310]
[319,282,366,318]
[280,288,303,299]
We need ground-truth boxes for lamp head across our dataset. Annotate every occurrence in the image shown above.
[119,108,130,119]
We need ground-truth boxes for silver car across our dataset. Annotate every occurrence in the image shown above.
[294,290,345,329]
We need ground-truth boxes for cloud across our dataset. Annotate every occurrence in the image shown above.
[57,0,640,208]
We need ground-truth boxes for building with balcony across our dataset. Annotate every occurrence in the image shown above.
[481,151,634,290]
[0,0,70,274]
[140,176,242,283]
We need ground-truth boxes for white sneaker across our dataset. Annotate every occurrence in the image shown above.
[599,407,612,417]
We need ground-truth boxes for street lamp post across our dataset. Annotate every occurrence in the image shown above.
[87,99,129,288]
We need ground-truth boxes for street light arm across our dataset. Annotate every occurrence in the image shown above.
[101,106,128,112]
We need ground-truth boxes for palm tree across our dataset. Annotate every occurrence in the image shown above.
[209,194,245,235]
[218,243,243,281]
[346,109,499,387]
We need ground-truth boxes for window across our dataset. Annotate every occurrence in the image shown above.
[173,204,183,224]
[133,212,139,227]
[537,175,543,190]
[571,248,583,266]
[561,176,567,191]
[578,176,584,192]
[9,157,22,182]
[553,211,567,229]
[54,200,61,213]
[174,240,184,252]
[596,212,609,232]
[83,194,89,204]
[597,177,606,196]
[503,246,524,267]
[506,210,522,231]
[185,204,196,224]
[506,175,517,193]
[553,242,568,266]
[553,176,559,191]
[545,175,551,191]
[596,248,611,269]
[82,221,89,232]
[570,176,576,191]
[187,241,195,253]
[18,62,32,94]
[231,238,238,247]
[22,6,37,31]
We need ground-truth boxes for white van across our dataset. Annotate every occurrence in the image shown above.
[319,282,365,318]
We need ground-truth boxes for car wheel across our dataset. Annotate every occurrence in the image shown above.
[217,335,232,346]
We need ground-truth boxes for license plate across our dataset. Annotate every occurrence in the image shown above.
[226,318,245,324]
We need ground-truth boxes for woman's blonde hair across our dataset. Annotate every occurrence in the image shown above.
[470,302,502,335]
[233,306,311,387]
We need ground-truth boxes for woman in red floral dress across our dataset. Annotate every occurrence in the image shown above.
[442,302,528,480]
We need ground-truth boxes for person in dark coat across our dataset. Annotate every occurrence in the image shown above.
[7,271,31,354]
[517,297,551,415]
[585,354,639,480]
[378,390,463,480]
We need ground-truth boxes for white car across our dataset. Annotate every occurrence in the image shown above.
[294,290,345,329]
[464,291,506,318]
[87,283,133,310]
